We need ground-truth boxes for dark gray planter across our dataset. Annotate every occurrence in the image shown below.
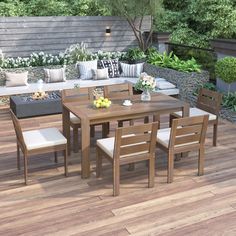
[216,78,236,93]
[10,92,62,118]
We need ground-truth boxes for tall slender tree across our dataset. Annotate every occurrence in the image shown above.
[101,0,163,51]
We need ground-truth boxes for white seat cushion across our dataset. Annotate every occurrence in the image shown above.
[97,135,147,158]
[174,107,216,121]
[157,81,176,90]
[157,127,199,148]
[156,128,171,148]
[23,128,67,150]
[70,113,80,123]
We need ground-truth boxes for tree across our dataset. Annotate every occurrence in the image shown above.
[156,0,236,48]
[101,0,163,51]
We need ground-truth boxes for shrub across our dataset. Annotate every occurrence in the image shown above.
[215,57,236,84]
[123,47,146,63]
[1,52,68,69]
[147,50,201,73]
[93,50,126,60]
[223,92,236,112]
[64,42,95,63]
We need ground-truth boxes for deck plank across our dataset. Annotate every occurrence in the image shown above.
[0,107,236,235]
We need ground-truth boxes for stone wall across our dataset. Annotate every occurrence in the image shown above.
[144,63,209,105]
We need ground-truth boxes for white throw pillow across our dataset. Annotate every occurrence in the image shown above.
[120,62,144,77]
[92,68,109,80]
[44,67,66,83]
[76,60,97,80]
[5,71,28,87]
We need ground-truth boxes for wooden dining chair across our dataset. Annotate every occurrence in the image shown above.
[170,88,222,146]
[96,122,159,196]
[103,83,134,127]
[157,115,209,183]
[61,87,98,153]
[10,110,68,185]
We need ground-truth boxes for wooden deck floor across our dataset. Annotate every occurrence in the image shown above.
[0,106,236,236]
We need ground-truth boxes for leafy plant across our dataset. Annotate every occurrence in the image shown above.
[64,42,94,63]
[223,92,236,112]
[147,50,201,73]
[124,47,146,63]
[193,82,216,96]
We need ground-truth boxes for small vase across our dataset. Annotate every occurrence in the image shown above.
[141,90,151,101]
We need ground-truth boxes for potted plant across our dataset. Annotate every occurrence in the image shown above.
[215,57,236,94]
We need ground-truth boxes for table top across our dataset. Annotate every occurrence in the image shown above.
[63,93,189,122]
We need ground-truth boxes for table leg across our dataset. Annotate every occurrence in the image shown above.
[62,106,71,156]
[81,118,91,178]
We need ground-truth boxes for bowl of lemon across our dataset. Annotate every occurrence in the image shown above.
[93,97,111,108]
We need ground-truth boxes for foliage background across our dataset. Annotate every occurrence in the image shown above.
[0,0,235,48]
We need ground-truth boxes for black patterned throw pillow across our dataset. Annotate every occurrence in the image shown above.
[98,59,120,78]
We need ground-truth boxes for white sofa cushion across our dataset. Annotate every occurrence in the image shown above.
[23,127,67,150]
[156,128,171,148]
[174,107,216,121]
[44,67,66,83]
[120,62,144,77]
[5,71,28,87]
[157,81,176,90]
[76,60,97,80]
[92,68,109,80]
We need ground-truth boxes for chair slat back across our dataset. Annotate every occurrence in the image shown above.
[61,87,94,103]
[104,83,133,99]
[197,88,222,115]
[169,115,209,151]
[10,110,26,151]
[114,122,158,159]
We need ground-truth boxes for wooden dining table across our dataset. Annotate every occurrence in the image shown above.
[62,93,189,179]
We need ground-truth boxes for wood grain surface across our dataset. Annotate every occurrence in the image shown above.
[0,106,235,235]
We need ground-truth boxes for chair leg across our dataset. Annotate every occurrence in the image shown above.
[169,114,175,128]
[73,128,79,153]
[167,151,174,183]
[64,147,68,177]
[118,121,123,127]
[54,152,58,163]
[153,115,160,129]
[213,123,218,147]
[144,116,149,124]
[113,161,120,196]
[17,143,20,170]
[96,147,102,178]
[102,122,110,138]
[198,147,205,176]
[23,154,28,185]
[148,155,155,188]
[90,125,95,137]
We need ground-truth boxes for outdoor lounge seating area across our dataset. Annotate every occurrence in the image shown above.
[0,4,236,234]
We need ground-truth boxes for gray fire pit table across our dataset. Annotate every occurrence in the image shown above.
[10,92,62,118]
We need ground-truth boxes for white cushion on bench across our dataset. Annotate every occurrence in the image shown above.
[0,77,179,97]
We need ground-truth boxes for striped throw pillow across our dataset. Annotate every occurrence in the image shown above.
[76,60,97,80]
[120,62,144,77]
